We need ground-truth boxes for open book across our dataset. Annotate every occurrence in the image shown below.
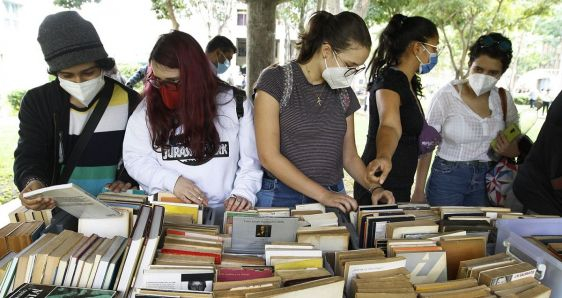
[23,183,120,219]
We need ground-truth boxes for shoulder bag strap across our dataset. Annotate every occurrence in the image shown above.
[499,87,507,123]
[59,81,114,183]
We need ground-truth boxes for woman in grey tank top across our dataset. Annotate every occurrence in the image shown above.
[253,11,395,213]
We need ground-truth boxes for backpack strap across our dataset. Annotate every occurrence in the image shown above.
[499,87,507,123]
[231,86,246,119]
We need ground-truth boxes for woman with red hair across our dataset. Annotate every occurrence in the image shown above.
[123,30,262,211]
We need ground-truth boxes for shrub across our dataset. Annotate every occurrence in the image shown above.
[7,89,26,112]
[513,95,528,105]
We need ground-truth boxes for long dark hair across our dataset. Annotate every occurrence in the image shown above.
[368,14,437,96]
[146,30,220,162]
[296,11,371,63]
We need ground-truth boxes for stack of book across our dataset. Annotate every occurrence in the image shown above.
[414,278,493,297]
[7,230,128,295]
[351,267,415,298]
[490,277,551,297]
[0,221,44,255]
[212,276,282,297]
[153,200,206,226]
[157,224,223,265]
[457,254,537,286]
[332,248,406,297]
[353,204,415,250]
[525,235,562,261]
[296,226,349,252]
[244,276,345,298]
[264,243,322,267]
[8,207,54,226]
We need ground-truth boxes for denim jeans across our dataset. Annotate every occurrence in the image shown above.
[255,177,345,208]
[426,156,492,206]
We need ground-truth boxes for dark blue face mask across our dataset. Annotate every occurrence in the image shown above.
[416,45,438,74]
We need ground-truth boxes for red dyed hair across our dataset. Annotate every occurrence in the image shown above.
[146,30,219,162]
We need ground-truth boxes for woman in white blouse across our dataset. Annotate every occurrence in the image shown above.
[412,33,520,206]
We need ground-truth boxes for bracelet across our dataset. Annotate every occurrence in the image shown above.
[368,185,383,194]
[23,177,45,189]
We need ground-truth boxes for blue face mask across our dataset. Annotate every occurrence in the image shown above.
[217,53,231,74]
[416,45,438,74]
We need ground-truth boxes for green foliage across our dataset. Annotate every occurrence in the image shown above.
[513,95,528,105]
[151,0,188,21]
[365,0,560,79]
[277,0,317,33]
[117,63,145,92]
[7,89,26,113]
[53,0,101,8]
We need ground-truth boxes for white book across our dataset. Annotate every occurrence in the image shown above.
[115,205,151,296]
[92,236,127,289]
[23,183,120,219]
[132,206,164,291]
[82,238,113,288]
[101,238,129,290]
[295,203,326,213]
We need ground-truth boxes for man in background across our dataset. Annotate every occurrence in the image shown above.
[205,35,237,75]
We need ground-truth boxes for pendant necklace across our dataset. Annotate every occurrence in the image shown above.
[305,64,324,106]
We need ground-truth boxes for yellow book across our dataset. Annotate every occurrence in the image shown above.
[274,258,323,270]
[153,201,200,224]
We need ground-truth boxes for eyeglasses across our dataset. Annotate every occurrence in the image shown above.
[421,42,443,56]
[479,36,512,52]
[334,52,366,77]
[147,73,180,90]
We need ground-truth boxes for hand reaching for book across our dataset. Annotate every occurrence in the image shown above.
[173,176,208,206]
[318,191,358,213]
[19,180,56,210]
[105,180,136,193]
[224,195,252,211]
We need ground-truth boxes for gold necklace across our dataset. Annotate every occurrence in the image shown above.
[305,64,324,106]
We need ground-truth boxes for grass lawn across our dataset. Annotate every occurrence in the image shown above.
[0,115,19,204]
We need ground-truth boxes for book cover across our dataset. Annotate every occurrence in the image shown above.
[22,183,120,219]
[232,217,298,252]
[396,251,447,284]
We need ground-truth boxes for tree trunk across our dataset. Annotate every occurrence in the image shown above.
[246,0,281,96]
[352,0,369,18]
[165,0,179,30]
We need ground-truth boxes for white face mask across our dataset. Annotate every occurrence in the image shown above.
[468,73,498,96]
[59,75,105,106]
[321,52,351,89]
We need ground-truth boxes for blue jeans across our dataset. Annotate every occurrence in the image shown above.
[426,156,492,206]
[255,177,345,208]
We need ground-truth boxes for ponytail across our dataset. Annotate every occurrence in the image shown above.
[367,14,437,96]
[296,11,371,63]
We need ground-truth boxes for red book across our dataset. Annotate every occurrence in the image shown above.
[217,267,273,282]
[160,248,222,264]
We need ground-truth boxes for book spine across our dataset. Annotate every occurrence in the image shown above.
[160,249,221,264]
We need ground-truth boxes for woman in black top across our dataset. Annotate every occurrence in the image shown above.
[354,14,439,204]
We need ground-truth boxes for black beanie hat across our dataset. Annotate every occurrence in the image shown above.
[37,11,108,73]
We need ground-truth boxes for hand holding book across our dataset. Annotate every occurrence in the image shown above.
[19,180,55,211]
[173,176,208,206]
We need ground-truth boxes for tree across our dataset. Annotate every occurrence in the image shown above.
[53,0,186,30]
[364,0,560,80]
[53,0,100,8]
[277,0,317,62]
[244,0,288,96]
[187,0,236,38]
[151,0,187,30]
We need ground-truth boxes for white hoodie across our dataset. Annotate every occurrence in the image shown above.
[123,89,262,205]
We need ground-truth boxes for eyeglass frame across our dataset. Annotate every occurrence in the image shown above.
[420,42,443,56]
[147,73,181,90]
[333,51,366,77]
